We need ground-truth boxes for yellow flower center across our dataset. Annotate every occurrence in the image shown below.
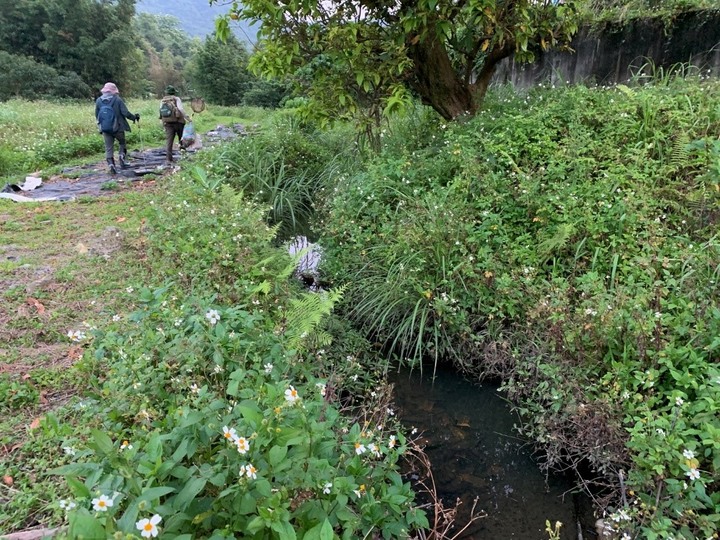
[291,389,297,398]
[99,501,106,508]
[144,523,153,531]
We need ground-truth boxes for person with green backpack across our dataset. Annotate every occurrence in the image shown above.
[158,85,191,165]
[95,82,140,174]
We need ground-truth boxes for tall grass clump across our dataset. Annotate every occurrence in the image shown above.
[319,74,720,538]
[196,110,362,239]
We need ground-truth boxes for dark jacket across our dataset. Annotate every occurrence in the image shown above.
[95,93,136,133]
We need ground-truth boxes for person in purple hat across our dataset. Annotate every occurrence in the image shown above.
[94,82,140,174]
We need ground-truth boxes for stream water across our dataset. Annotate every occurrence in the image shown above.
[390,365,596,540]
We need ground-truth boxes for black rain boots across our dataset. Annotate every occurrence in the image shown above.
[107,158,117,175]
[119,152,129,169]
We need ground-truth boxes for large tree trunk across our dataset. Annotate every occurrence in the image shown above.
[406,31,476,121]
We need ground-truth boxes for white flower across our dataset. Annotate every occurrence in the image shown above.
[388,435,397,448]
[190,383,199,394]
[62,446,76,456]
[240,463,257,479]
[205,309,221,325]
[120,440,133,451]
[686,468,701,481]
[222,426,238,442]
[236,437,250,454]
[675,396,684,406]
[621,534,631,540]
[316,383,327,396]
[354,442,366,455]
[66,330,86,342]
[126,287,134,293]
[58,499,76,511]
[285,385,299,403]
[368,443,381,457]
[136,514,162,538]
[322,482,332,494]
[683,448,695,460]
[92,494,114,512]
[264,363,273,374]
[112,314,121,322]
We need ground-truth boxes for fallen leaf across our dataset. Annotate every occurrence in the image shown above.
[2,475,13,486]
[75,242,88,254]
[67,346,83,361]
[26,297,46,314]
[116,216,126,223]
[29,417,42,430]
[39,391,48,405]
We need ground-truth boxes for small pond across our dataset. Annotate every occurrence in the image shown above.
[390,365,596,539]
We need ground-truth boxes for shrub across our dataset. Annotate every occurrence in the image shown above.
[319,78,720,537]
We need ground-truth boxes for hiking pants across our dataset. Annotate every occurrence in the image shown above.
[102,131,127,160]
[164,122,185,162]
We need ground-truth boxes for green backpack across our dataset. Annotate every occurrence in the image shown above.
[159,96,181,123]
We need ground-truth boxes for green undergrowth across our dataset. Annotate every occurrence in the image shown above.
[41,171,424,538]
[318,77,720,538]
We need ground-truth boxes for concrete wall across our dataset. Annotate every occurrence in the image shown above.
[495,9,720,87]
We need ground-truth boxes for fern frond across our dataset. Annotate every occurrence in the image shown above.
[537,222,575,259]
[284,285,346,350]
[670,133,690,169]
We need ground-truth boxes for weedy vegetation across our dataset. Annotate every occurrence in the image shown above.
[1,70,719,540]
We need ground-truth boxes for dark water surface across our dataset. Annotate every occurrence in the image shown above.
[390,366,595,540]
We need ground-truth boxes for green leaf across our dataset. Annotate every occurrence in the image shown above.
[238,403,263,426]
[320,519,333,540]
[254,478,272,498]
[116,501,139,533]
[268,445,288,467]
[89,429,114,455]
[138,486,176,503]
[172,476,207,512]
[271,520,297,540]
[246,516,265,534]
[68,511,106,540]
[66,476,91,499]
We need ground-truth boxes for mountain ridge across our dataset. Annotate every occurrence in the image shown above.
[136,0,257,42]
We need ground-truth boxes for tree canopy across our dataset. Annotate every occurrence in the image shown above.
[189,34,254,105]
[217,0,581,121]
[0,0,138,97]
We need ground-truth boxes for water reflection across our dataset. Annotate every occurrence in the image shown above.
[390,365,594,539]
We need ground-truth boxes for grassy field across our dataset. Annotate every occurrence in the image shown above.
[0,99,270,183]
